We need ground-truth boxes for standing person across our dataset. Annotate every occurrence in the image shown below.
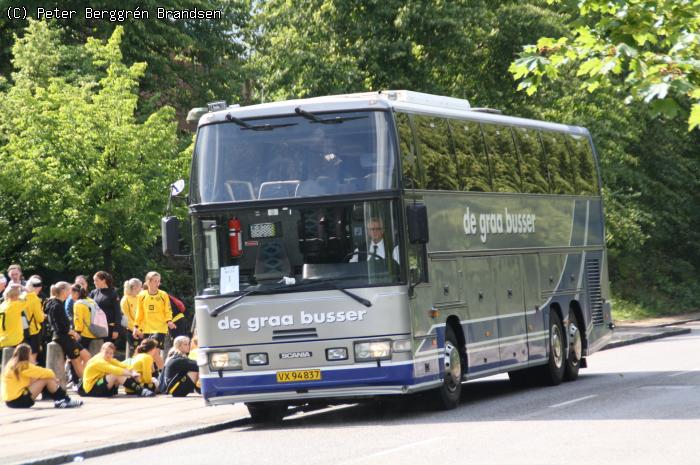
[121,278,142,355]
[45,282,90,382]
[2,343,82,408]
[23,276,45,362]
[65,275,88,324]
[0,274,7,304]
[1,283,26,349]
[161,336,199,397]
[7,264,26,288]
[168,294,189,339]
[79,342,154,397]
[71,284,99,352]
[90,271,122,343]
[133,272,175,369]
[127,339,160,393]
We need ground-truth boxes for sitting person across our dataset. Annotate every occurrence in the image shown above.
[161,336,199,397]
[126,339,160,393]
[79,342,155,397]
[2,343,82,408]
[348,217,400,264]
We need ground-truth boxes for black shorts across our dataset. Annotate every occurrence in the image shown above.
[169,318,189,339]
[167,374,196,397]
[79,377,119,397]
[144,333,166,349]
[126,331,141,352]
[26,333,42,354]
[55,334,84,360]
[5,389,35,408]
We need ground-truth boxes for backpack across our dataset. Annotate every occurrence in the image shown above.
[78,298,109,338]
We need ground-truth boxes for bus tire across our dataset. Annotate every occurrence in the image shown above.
[564,313,582,381]
[432,326,462,410]
[540,311,566,386]
[246,402,287,424]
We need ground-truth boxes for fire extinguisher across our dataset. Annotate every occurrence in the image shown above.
[228,218,242,257]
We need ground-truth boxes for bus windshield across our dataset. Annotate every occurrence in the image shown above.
[193,200,404,296]
[192,110,397,203]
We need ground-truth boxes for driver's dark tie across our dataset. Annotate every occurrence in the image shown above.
[372,244,378,260]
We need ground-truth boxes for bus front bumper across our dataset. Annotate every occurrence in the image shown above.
[201,361,442,405]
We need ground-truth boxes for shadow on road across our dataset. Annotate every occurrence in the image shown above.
[242,370,700,430]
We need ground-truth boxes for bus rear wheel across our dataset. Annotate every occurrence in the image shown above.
[246,402,288,424]
[539,311,565,386]
[432,326,462,410]
[564,314,582,381]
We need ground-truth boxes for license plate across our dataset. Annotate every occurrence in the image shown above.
[276,369,321,383]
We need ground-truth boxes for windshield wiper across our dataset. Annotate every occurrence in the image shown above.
[294,107,368,125]
[284,278,372,307]
[209,288,259,317]
[209,278,372,317]
[226,113,297,131]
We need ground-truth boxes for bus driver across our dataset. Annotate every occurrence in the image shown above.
[349,217,400,264]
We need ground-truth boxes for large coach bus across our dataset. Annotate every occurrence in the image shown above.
[164,90,614,421]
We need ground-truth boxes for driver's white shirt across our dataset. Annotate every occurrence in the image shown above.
[349,239,400,264]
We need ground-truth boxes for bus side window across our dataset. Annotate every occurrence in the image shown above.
[541,131,576,195]
[482,123,522,193]
[413,115,458,190]
[512,127,548,194]
[395,112,420,188]
[567,134,599,195]
[451,120,491,191]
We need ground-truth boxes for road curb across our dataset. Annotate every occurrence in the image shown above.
[602,327,691,351]
[19,416,251,465]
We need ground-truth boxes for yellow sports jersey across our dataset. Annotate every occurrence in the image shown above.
[0,300,26,348]
[135,290,172,334]
[127,353,154,384]
[121,295,138,331]
[82,355,128,393]
[73,298,97,339]
[2,362,55,401]
[24,292,45,336]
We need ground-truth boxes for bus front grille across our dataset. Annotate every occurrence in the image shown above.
[586,259,604,326]
[272,328,319,340]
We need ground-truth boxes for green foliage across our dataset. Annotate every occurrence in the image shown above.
[510,0,700,130]
[0,21,186,281]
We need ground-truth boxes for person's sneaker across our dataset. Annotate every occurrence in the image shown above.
[55,397,83,408]
[140,388,156,397]
[139,388,156,397]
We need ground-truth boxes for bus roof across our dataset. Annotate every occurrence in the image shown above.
[197,90,590,136]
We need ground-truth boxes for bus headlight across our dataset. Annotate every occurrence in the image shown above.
[326,347,348,361]
[247,353,269,366]
[354,340,391,361]
[392,340,412,353]
[210,351,242,370]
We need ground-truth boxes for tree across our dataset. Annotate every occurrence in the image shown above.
[0,21,185,275]
[510,0,700,130]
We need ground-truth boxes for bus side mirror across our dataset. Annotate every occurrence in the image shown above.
[406,204,428,244]
[162,216,181,256]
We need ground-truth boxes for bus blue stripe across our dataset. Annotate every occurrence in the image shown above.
[202,364,416,398]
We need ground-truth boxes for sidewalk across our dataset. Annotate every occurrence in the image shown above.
[1,395,249,465]
[603,312,700,350]
[5,312,699,465]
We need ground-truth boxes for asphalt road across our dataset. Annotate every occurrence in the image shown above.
[86,322,700,465]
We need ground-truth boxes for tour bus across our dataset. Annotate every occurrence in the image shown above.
[163,90,614,422]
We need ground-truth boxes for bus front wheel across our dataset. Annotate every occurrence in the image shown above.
[246,402,288,424]
[432,326,462,410]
